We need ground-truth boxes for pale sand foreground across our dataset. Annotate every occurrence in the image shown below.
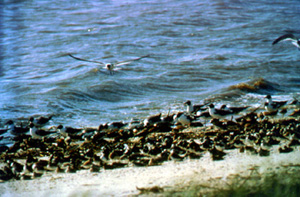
[1,146,300,197]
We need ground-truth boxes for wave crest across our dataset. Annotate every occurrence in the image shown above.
[228,78,280,94]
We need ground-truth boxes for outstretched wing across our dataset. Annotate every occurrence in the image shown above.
[114,55,150,66]
[272,33,297,45]
[68,54,105,65]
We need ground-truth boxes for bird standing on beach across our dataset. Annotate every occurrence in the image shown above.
[5,120,29,136]
[264,95,287,112]
[29,116,53,127]
[272,33,300,50]
[29,123,56,139]
[57,125,82,137]
[183,100,206,115]
[173,112,195,126]
[68,53,149,75]
[143,113,162,126]
[262,104,279,117]
[208,104,233,120]
[220,105,249,115]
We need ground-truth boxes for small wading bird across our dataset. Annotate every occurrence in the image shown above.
[68,53,150,75]
[272,33,300,50]
[29,123,56,139]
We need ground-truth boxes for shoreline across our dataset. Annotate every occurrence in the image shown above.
[1,147,300,196]
[1,113,300,196]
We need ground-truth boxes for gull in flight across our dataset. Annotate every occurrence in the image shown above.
[68,53,150,75]
[272,33,300,50]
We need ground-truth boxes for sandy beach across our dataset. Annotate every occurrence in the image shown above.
[1,131,300,197]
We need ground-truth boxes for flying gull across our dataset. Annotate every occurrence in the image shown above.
[272,33,300,50]
[68,53,149,75]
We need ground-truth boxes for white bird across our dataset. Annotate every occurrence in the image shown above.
[68,53,149,75]
[272,33,300,50]
[265,95,287,112]
[173,112,194,126]
[183,100,206,114]
[197,111,211,125]
[143,113,162,126]
[29,123,56,139]
[208,104,233,120]
[29,116,53,127]
[57,125,82,137]
[220,104,249,115]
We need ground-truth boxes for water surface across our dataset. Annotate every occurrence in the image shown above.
[1,0,300,128]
